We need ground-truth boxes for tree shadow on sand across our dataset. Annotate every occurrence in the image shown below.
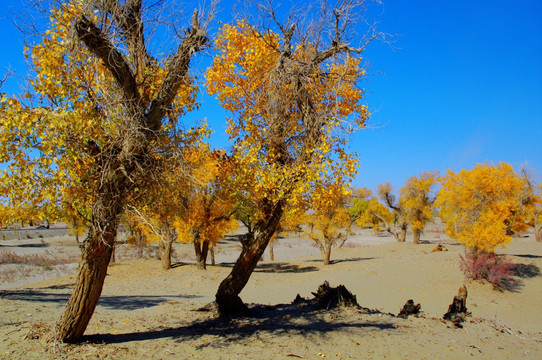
[82,302,396,348]
[216,262,319,274]
[495,262,541,292]
[0,289,200,311]
[305,257,375,265]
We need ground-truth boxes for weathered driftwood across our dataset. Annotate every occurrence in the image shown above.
[397,299,421,318]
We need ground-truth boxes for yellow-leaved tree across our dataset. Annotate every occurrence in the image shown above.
[378,183,408,242]
[173,144,238,270]
[126,126,211,270]
[0,2,209,342]
[399,171,439,243]
[301,177,353,265]
[206,1,376,314]
[356,197,393,235]
[436,163,529,252]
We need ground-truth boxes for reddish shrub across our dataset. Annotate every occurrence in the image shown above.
[459,250,516,289]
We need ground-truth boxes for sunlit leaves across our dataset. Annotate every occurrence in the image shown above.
[206,21,366,220]
[0,3,199,227]
[399,171,438,232]
[436,163,528,252]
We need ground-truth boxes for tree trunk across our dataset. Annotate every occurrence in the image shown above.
[323,243,332,265]
[56,188,123,343]
[215,204,283,315]
[269,241,274,261]
[162,240,172,270]
[201,240,209,270]
[193,232,206,270]
[535,223,541,242]
[210,247,215,266]
[394,224,407,242]
[111,243,116,263]
[413,229,421,244]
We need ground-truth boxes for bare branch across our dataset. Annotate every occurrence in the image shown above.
[145,9,208,131]
[75,15,141,108]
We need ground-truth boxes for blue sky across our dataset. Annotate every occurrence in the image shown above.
[1,0,541,191]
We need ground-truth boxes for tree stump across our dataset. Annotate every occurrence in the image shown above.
[443,285,469,327]
[311,281,359,309]
[397,299,421,318]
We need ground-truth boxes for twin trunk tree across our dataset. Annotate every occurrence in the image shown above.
[56,3,208,342]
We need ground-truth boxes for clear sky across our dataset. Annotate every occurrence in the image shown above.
[1,0,541,192]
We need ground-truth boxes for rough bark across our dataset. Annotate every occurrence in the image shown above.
[215,204,283,315]
[535,223,541,242]
[56,182,123,343]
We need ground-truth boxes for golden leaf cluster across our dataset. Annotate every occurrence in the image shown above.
[436,163,529,252]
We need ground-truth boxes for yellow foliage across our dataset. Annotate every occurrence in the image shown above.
[356,198,392,232]
[0,3,198,227]
[436,163,528,252]
[206,21,366,222]
[399,171,438,231]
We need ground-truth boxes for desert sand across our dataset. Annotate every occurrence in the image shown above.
[1,226,541,359]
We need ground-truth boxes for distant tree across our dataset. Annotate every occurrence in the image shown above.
[436,163,529,252]
[519,169,542,242]
[302,180,351,265]
[174,145,238,270]
[399,171,439,243]
[356,197,393,235]
[347,187,373,225]
[378,183,408,242]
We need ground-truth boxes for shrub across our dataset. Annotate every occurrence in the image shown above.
[0,249,74,267]
[460,250,516,289]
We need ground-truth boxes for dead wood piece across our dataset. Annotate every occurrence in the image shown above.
[443,285,470,327]
[397,299,421,318]
[292,294,309,304]
[432,244,448,252]
[310,281,359,310]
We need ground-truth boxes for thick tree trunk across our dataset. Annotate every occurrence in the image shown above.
[162,240,172,270]
[535,223,541,242]
[215,204,283,315]
[56,189,123,343]
[413,229,421,244]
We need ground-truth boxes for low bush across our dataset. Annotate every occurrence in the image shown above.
[460,250,516,289]
[0,249,74,267]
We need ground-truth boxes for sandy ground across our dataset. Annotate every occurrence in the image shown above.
[0,226,541,359]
